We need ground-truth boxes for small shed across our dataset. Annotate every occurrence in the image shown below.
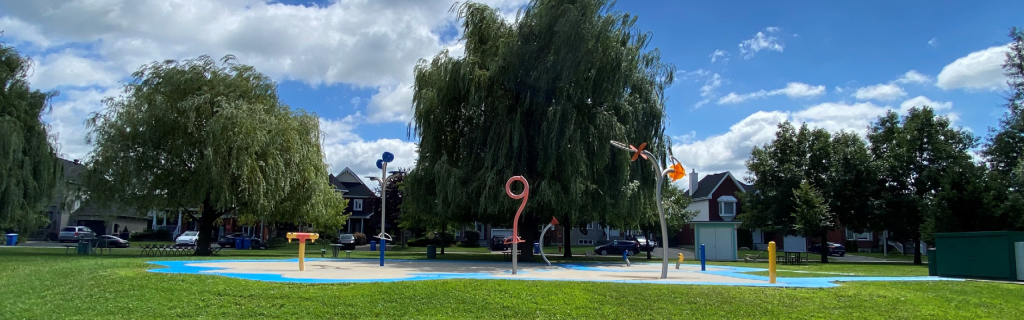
[934,231,1024,281]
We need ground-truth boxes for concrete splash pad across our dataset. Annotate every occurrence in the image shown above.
[147,259,960,288]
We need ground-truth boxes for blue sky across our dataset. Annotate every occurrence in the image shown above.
[1,0,1020,188]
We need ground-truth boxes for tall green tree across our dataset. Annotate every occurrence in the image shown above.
[983,27,1024,176]
[0,42,62,234]
[981,27,1024,230]
[790,181,834,262]
[741,122,875,263]
[868,107,975,264]
[85,55,347,255]
[405,0,674,262]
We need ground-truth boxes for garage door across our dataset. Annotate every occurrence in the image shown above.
[698,227,733,261]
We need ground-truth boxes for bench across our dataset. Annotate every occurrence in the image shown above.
[502,248,523,261]
[744,251,764,262]
[584,250,596,261]
[139,244,220,256]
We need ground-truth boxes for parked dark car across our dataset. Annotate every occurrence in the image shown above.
[808,242,846,257]
[627,235,656,252]
[336,233,357,250]
[594,240,640,256]
[217,233,245,248]
[97,235,130,248]
[489,236,508,251]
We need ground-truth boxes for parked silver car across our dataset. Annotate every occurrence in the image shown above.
[57,226,97,243]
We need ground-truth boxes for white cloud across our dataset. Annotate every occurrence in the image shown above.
[928,38,939,48]
[852,83,907,101]
[695,73,723,108]
[3,0,527,122]
[27,50,121,90]
[738,27,784,59]
[366,83,415,123]
[677,69,710,82]
[896,70,932,85]
[709,49,729,63]
[936,44,1010,91]
[41,87,124,160]
[717,82,826,105]
[317,114,418,179]
[899,95,952,112]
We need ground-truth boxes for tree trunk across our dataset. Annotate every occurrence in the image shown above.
[562,214,573,258]
[643,228,651,258]
[913,234,922,265]
[440,222,446,255]
[819,228,829,263]
[195,195,219,256]
[519,215,540,262]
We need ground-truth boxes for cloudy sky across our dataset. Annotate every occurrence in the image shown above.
[1,0,1021,188]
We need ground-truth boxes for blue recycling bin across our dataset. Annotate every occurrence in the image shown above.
[370,241,377,251]
[242,238,252,250]
[534,242,540,254]
[5,234,17,246]
[235,237,244,249]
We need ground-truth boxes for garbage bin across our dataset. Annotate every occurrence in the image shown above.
[77,240,92,255]
[242,237,252,250]
[426,245,436,259]
[534,242,540,254]
[5,234,17,246]
[370,241,377,251]
[928,248,937,276]
[235,237,244,249]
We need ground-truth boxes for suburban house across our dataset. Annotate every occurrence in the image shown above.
[329,167,380,234]
[676,170,753,261]
[40,159,149,238]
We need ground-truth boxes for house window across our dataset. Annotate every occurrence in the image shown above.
[353,199,363,211]
[578,239,594,245]
[845,228,871,241]
[720,202,735,215]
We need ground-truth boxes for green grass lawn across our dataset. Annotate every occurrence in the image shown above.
[1,247,1020,319]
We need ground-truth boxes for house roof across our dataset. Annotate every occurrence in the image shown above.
[691,171,751,199]
[328,168,377,198]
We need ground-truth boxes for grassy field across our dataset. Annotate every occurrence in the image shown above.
[1,247,1020,319]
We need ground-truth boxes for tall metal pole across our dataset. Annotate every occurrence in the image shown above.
[381,161,387,245]
[610,141,674,279]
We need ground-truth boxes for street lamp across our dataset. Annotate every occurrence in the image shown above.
[371,151,396,266]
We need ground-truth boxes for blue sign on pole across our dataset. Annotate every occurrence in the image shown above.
[382,151,394,163]
[376,159,384,169]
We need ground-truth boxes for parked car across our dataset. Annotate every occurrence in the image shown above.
[489,236,508,251]
[594,240,640,256]
[57,226,96,243]
[628,235,657,252]
[217,233,245,248]
[336,233,357,250]
[808,242,846,257]
[175,231,200,246]
[97,235,130,248]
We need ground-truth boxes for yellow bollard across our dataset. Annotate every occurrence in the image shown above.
[675,253,685,269]
[768,241,776,284]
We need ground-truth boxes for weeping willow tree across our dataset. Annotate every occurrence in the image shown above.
[85,55,347,255]
[0,42,62,234]
[404,0,674,261]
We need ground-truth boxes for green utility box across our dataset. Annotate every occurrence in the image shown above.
[934,231,1024,281]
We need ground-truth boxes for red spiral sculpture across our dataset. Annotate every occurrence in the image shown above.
[504,176,529,244]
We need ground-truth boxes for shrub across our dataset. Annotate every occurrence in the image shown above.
[353,232,367,245]
[267,237,288,249]
[462,230,481,247]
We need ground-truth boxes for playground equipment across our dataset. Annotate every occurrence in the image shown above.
[768,241,777,284]
[611,140,686,279]
[539,217,559,266]
[505,176,530,275]
[373,151,398,267]
[623,249,631,266]
[675,253,684,269]
[286,232,320,271]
